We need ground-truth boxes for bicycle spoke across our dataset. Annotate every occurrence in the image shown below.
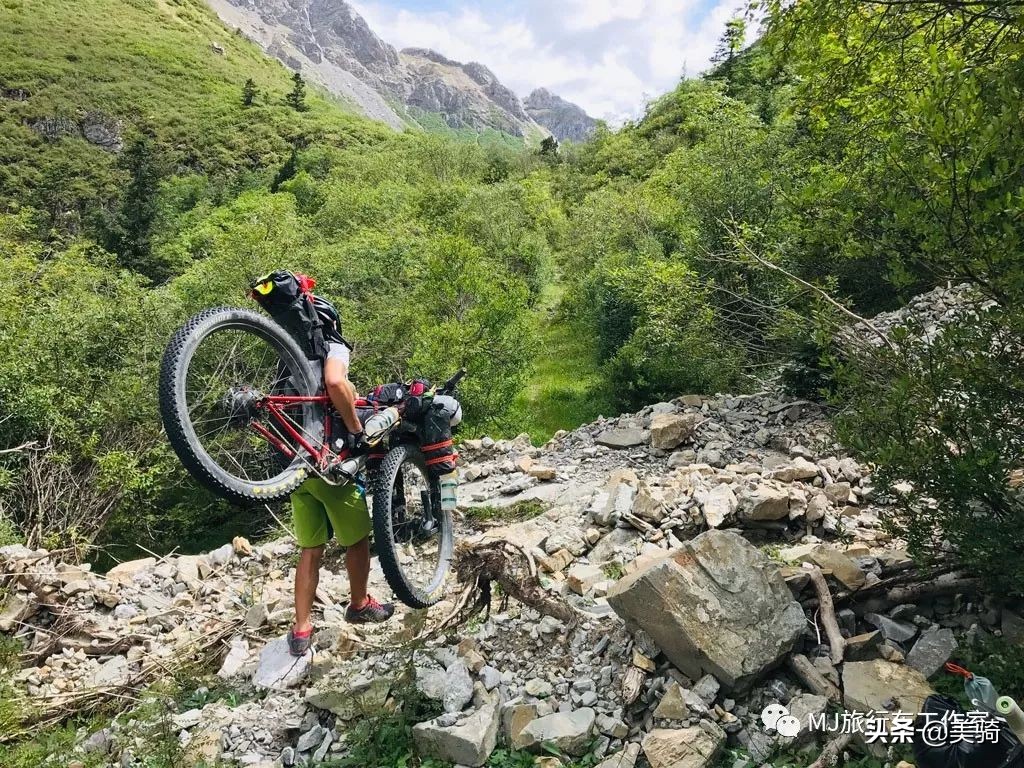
[183,327,314,484]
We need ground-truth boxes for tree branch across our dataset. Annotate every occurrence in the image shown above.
[726,231,898,352]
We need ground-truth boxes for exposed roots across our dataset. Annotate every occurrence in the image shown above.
[450,538,577,627]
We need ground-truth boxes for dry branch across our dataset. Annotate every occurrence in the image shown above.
[807,566,845,665]
[727,231,897,352]
[808,732,854,768]
[787,654,842,704]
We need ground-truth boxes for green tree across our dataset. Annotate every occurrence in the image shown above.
[242,77,257,107]
[539,135,559,156]
[712,16,747,78]
[285,71,308,112]
[104,131,168,280]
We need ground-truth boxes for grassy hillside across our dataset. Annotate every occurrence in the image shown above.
[0,0,390,237]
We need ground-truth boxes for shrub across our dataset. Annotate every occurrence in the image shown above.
[836,303,1024,595]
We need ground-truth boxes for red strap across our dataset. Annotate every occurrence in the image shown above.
[290,626,313,639]
[368,453,386,459]
[421,439,454,452]
[425,452,459,466]
[945,662,973,679]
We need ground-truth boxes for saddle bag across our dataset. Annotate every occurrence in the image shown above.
[251,270,337,361]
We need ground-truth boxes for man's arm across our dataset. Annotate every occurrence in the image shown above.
[324,357,363,435]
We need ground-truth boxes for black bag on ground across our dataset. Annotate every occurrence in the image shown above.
[418,403,457,476]
[914,695,1024,768]
[251,270,337,361]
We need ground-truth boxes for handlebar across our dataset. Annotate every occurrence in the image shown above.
[439,368,466,395]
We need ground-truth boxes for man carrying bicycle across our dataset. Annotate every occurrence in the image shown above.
[287,339,395,657]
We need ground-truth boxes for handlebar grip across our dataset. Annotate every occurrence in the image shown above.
[442,368,466,393]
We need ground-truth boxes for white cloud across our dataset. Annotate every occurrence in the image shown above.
[350,0,750,124]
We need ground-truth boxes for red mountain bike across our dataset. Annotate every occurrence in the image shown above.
[158,306,463,608]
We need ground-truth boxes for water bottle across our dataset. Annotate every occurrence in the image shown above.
[364,406,401,443]
[439,472,458,512]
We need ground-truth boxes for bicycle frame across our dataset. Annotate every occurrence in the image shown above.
[244,369,463,473]
[246,393,384,472]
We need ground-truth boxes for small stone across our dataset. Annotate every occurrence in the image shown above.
[245,602,269,629]
[479,666,501,691]
[296,724,325,753]
[525,678,553,698]
[845,631,882,661]
[653,682,690,721]
[864,613,918,643]
[566,564,604,596]
[443,661,475,713]
[691,674,720,704]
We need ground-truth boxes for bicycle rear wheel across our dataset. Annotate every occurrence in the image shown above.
[370,445,453,608]
[159,306,324,504]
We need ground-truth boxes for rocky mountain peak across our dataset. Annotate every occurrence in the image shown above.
[209,0,545,139]
[525,87,598,143]
[400,46,459,67]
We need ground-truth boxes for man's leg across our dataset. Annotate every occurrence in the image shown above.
[293,545,324,635]
[346,536,371,609]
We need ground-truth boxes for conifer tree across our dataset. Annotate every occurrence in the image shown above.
[285,72,308,112]
[242,78,257,107]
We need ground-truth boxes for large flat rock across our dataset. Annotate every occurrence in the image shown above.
[607,530,805,692]
[642,725,724,768]
[595,428,647,448]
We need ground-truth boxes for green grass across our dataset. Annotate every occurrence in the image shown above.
[464,499,549,525]
[509,284,614,443]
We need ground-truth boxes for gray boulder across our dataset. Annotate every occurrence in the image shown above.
[607,530,805,691]
[907,627,957,678]
[516,708,596,756]
[413,701,500,767]
[443,660,475,713]
[252,636,311,690]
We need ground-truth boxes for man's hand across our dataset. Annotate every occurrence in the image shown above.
[345,430,369,455]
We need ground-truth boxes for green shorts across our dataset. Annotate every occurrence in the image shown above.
[291,478,371,549]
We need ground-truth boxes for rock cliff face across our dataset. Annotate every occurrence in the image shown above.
[524,87,598,143]
[206,0,558,138]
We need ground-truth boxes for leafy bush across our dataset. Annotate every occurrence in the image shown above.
[585,258,744,408]
[836,304,1024,595]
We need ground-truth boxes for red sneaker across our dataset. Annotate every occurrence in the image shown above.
[345,595,395,624]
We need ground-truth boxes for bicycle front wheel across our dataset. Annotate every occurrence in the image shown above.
[159,306,324,504]
[370,445,453,608]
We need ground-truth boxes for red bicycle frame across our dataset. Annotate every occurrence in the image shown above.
[247,393,382,471]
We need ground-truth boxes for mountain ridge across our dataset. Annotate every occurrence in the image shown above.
[206,0,595,140]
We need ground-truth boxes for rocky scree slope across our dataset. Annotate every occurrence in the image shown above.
[206,0,592,139]
[2,284,1015,768]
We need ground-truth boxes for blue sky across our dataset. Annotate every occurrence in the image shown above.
[350,0,747,123]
